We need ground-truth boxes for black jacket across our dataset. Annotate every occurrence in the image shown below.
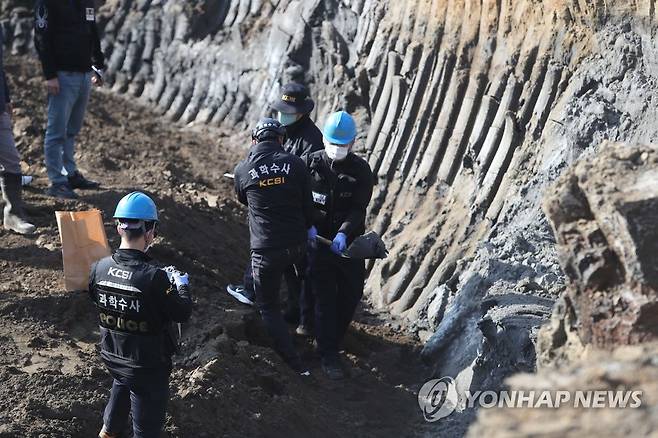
[304,151,374,244]
[234,141,314,250]
[34,0,105,80]
[284,115,324,158]
[88,249,192,379]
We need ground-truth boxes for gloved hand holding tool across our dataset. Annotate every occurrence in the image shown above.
[307,225,318,248]
[315,230,388,260]
[330,232,347,255]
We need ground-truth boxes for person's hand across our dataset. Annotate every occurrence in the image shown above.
[91,72,103,87]
[46,78,60,95]
[307,225,318,248]
[330,232,347,255]
[172,271,189,289]
[163,265,176,282]
[163,266,189,289]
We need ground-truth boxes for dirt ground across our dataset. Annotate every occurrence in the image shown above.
[0,56,436,438]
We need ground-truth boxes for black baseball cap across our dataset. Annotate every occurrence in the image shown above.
[271,83,315,114]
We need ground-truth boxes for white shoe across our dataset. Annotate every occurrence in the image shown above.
[295,325,313,337]
[226,284,255,306]
[98,425,118,438]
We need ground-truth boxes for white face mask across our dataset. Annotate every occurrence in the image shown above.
[144,226,157,252]
[278,112,300,126]
[324,141,350,161]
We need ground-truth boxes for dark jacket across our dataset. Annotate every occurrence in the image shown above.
[304,151,374,244]
[284,115,324,158]
[234,140,314,250]
[0,28,10,114]
[34,0,105,80]
[88,249,192,379]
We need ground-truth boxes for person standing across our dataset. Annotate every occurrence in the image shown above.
[0,27,35,235]
[273,82,323,334]
[89,192,192,438]
[233,118,316,373]
[273,82,324,158]
[34,0,105,199]
[305,111,374,380]
[227,83,323,334]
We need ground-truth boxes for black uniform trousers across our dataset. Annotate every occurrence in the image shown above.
[244,252,315,327]
[251,242,306,368]
[103,371,169,438]
[311,247,365,359]
[282,253,316,327]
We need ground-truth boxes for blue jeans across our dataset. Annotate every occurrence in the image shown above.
[44,71,91,185]
[0,112,21,174]
[103,375,169,438]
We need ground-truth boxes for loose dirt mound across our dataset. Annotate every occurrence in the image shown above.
[0,56,431,437]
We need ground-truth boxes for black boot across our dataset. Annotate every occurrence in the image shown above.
[321,355,346,380]
[1,172,36,235]
[67,171,100,189]
[46,182,78,199]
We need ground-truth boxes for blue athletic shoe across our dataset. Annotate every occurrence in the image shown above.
[226,284,255,306]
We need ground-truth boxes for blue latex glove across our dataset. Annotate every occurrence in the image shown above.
[330,232,348,255]
[307,226,318,248]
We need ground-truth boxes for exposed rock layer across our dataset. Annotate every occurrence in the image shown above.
[470,143,658,436]
[468,342,658,437]
[543,142,658,350]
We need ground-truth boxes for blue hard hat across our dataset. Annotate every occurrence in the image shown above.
[323,111,357,145]
[113,192,158,222]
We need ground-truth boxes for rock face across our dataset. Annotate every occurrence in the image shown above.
[542,142,658,352]
[468,342,658,437]
[469,143,658,435]
[0,0,31,54]
[4,0,658,422]
[95,0,368,129]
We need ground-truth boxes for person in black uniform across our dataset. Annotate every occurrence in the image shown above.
[273,82,324,158]
[233,118,316,372]
[227,83,323,334]
[305,111,374,380]
[34,0,105,199]
[273,82,324,333]
[88,192,192,438]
